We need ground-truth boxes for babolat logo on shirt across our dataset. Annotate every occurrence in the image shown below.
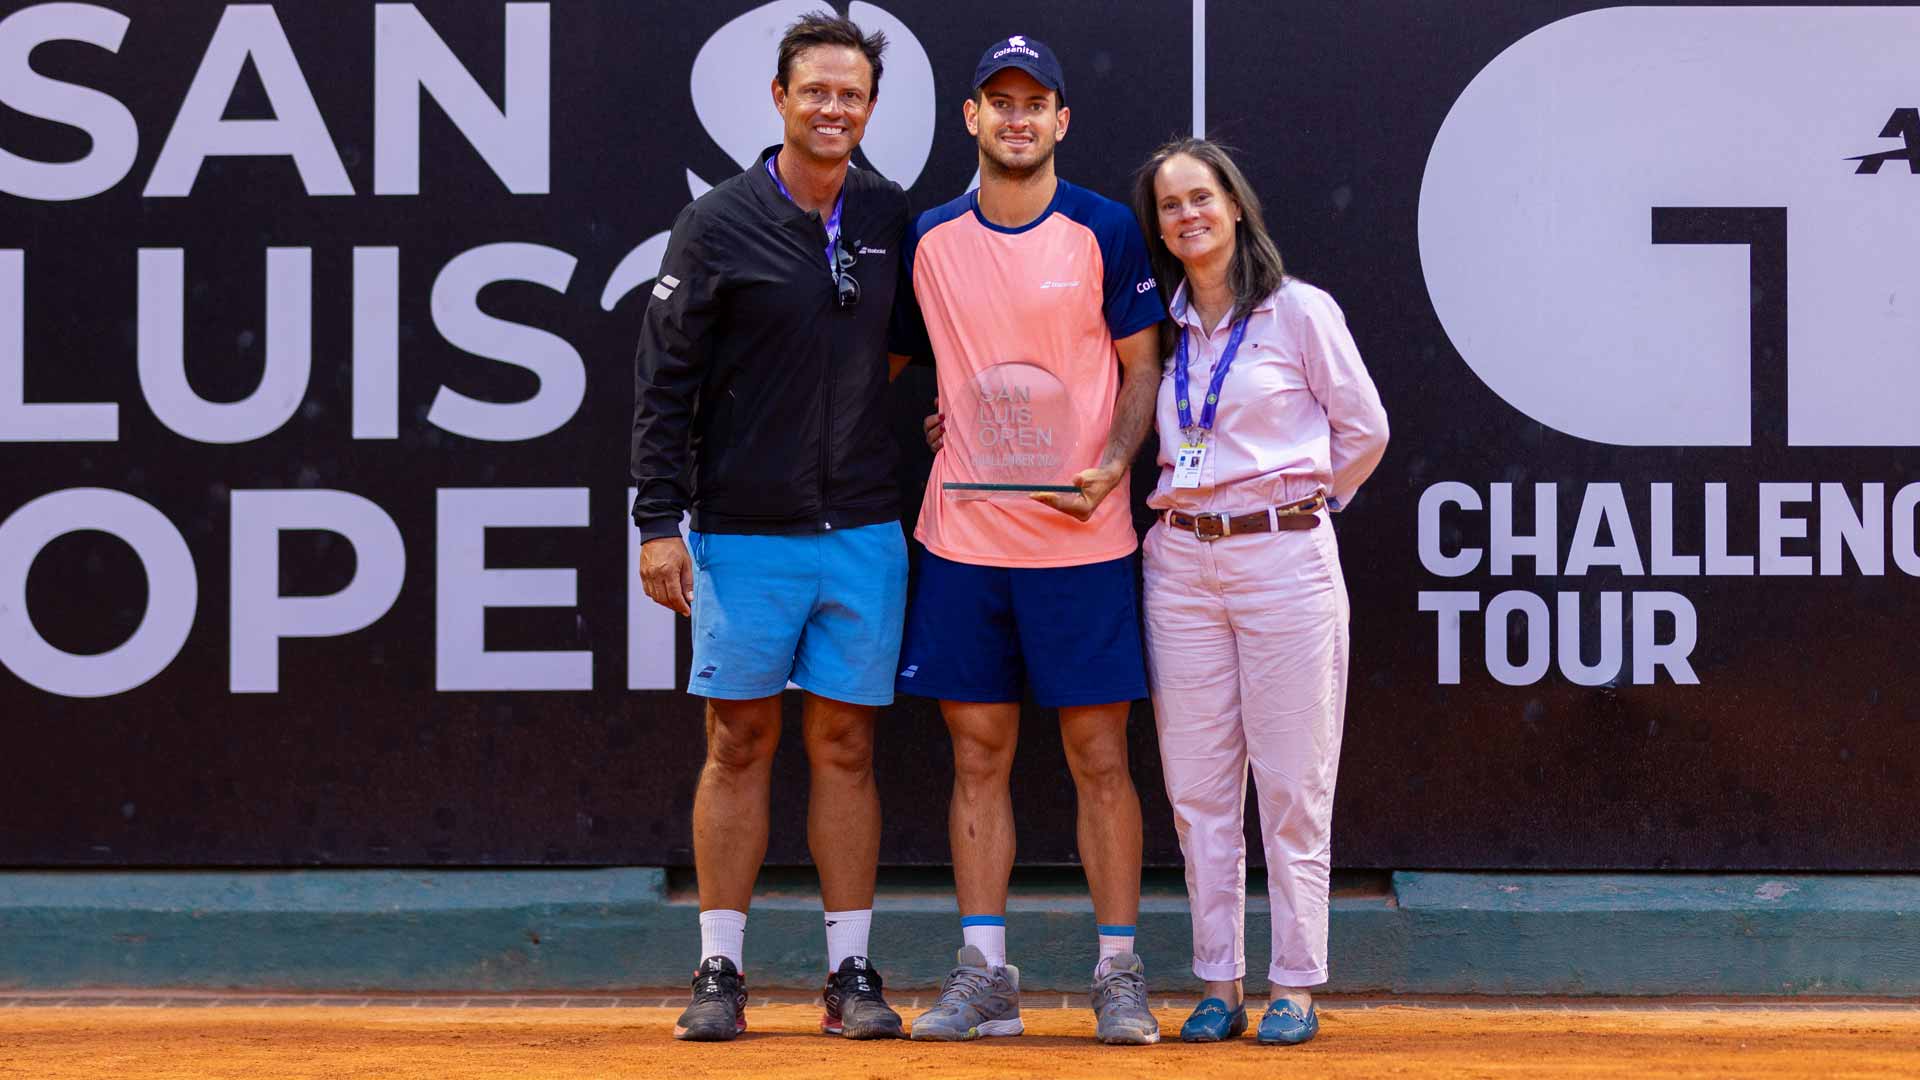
[899,664,919,678]
[696,664,717,679]
[1850,108,1920,173]
[858,245,888,255]
[652,274,680,301]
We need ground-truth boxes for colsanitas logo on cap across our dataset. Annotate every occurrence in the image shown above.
[994,34,1040,61]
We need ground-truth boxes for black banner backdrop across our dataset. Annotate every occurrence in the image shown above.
[3,1,1916,869]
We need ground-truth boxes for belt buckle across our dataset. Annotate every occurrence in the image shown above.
[1192,511,1226,541]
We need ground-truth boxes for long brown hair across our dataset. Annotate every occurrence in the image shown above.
[1130,139,1287,357]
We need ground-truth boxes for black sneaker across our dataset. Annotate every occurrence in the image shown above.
[673,955,747,1041]
[821,956,904,1039]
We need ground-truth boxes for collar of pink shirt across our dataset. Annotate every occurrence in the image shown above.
[1169,279,1277,336]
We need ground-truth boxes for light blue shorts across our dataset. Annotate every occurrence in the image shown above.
[686,523,909,707]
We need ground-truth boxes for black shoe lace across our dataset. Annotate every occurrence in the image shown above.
[831,967,885,1001]
[691,969,738,1003]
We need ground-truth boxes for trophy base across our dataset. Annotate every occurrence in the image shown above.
[943,482,1081,494]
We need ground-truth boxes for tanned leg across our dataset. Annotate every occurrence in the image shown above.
[692,695,783,912]
[801,692,880,911]
[1059,702,1144,929]
[943,701,1021,918]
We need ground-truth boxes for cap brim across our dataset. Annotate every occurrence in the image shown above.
[973,59,1063,93]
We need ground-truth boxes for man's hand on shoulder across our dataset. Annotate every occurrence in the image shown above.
[639,536,695,616]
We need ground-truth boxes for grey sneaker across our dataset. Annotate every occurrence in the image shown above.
[1091,952,1160,1045]
[908,945,1024,1040]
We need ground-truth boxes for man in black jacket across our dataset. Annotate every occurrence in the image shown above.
[630,12,910,1043]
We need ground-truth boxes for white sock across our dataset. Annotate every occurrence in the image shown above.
[824,908,872,971]
[1097,923,1136,967]
[699,908,746,970]
[961,915,1007,967]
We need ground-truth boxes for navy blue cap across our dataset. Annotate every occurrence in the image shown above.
[971,34,1066,101]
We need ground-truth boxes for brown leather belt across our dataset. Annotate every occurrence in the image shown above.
[1164,495,1325,540]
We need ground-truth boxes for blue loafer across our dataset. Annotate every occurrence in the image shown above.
[1179,997,1248,1042]
[1256,999,1319,1045]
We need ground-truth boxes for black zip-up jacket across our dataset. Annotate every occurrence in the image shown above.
[629,146,909,542]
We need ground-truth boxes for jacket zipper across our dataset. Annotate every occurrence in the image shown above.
[820,339,834,530]
[819,222,835,531]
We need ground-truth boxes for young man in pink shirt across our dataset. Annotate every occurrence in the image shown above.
[890,35,1166,1045]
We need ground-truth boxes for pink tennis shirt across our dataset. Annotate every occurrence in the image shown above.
[893,180,1164,568]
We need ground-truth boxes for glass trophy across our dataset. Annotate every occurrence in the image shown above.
[943,361,1083,500]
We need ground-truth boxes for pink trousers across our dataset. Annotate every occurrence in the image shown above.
[1142,514,1350,987]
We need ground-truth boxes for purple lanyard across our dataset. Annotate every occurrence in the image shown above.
[1174,315,1250,436]
[766,156,844,270]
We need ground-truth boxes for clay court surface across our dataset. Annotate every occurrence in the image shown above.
[3,998,1918,1079]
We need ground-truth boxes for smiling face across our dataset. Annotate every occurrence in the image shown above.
[1154,152,1240,273]
[772,44,875,166]
[964,68,1069,180]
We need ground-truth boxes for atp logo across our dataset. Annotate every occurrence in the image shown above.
[1850,108,1920,174]
[601,1,942,312]
[1420,6,1920,448]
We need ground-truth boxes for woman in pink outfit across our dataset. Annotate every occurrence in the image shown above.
[1128,139,1389,1045]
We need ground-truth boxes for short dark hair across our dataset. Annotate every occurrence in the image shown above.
[776,11,887,99]
[1131,139,1288,358]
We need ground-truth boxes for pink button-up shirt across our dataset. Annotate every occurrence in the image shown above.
[1147,279,1388,514]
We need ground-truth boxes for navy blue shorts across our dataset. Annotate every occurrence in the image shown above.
[895,548,1148,707]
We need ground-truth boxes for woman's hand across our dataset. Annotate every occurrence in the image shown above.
[1030,463,1125,522]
